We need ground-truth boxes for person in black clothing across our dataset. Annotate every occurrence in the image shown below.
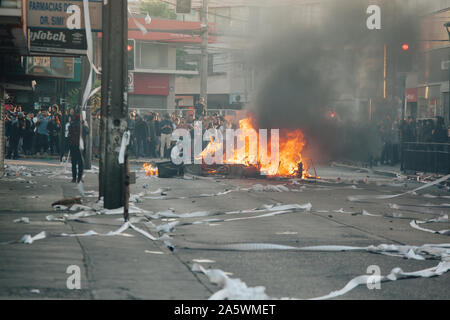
[145,113,157,158]
[68,114,89,183]
[154,113,161,158]
[134,115,149,158]
[23,112,35,155]
[48,115,61,155]
[128,111,137,157]
[423,119,434,142]
[159,113,173,159]
[7,112,26,159]
[432,117,448,143]
[194,97,206,119]
[402,116,416,143]
[4,112,12,157]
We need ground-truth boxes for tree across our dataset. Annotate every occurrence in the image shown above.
[139,0,177,20]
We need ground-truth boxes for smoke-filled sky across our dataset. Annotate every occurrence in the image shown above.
[245,0,421,163]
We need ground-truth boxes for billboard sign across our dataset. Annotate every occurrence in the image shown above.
[28,27,87,54]
[26,56,75,79]
[26,0,102,55]
[26,0,103,32]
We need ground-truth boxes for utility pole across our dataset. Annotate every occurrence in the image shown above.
[200,0,208,108]
[100,0,129,209]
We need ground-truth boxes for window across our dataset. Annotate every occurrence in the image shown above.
[137,42,169,69]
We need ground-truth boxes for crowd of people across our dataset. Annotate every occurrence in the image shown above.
[126,106,235,160]
[3,99,235,162]
[4,100,448,169]
[4,102,89,160]
[4,102,90,182]
[375,115,448,166]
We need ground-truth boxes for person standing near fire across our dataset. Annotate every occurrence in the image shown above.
[68,113,89,183]
[195,97,207,119]
[159,113,173,160]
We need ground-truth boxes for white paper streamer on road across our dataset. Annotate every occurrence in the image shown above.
[14,217,30,224]
[240,184,291,192]
[60,222,130,237]
[59,221,158,240]
[192,263,271,300]
[410,220,450,236]
[129,222,158,241]
[179,242,450,261]
[192,245,450,300]
[100,205,149,215]
[156,221,180,233]
[348,174,450,202]
[388,203,446,215]
[20,231,46,244]
[310,261,450,300]
[70,204,93,212]
[361,210,381,217]
[77,182,85,197]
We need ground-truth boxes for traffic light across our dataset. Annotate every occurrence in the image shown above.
[397,42,413,72]
[127,39,135,71]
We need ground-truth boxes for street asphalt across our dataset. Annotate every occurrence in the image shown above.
[0,158,449,300]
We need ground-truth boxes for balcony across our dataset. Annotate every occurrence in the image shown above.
[0,0,22,23]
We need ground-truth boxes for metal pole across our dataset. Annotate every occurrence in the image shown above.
[99,0,111,200]
[200,0,208,107]
[102,0,128,210]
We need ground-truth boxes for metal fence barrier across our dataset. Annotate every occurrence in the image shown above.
[133,108,239,118]
[402,142,450,174]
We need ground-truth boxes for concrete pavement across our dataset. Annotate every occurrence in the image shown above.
[0,159,449,299]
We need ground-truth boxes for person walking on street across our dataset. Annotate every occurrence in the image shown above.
[68,114,89,183]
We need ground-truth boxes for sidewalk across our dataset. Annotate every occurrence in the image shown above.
[0,160,209,299]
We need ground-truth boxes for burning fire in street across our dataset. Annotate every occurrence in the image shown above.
[198,116,311,178]
[142,115,314,179]
[143,163,158,176]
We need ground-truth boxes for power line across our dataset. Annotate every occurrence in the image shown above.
[143,0,249,23]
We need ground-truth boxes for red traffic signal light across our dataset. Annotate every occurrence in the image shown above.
[401,43,409,51]
[127,44,133,52]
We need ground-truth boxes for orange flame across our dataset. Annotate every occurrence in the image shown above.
[199,115,311,178]
[143,163,158,176]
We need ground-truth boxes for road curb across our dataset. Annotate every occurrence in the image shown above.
[331,162,399,178]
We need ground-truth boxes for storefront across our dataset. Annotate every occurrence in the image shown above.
[417,84,444,119]
[128,73,171,110]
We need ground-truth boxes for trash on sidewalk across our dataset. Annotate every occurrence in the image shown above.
[155,161,184,178]
[20,231,46,244]
[192,263,270,300]
[13,217,30,224]
[410,219,450,236]
[51,197,82,208]
[348,174,450,202]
